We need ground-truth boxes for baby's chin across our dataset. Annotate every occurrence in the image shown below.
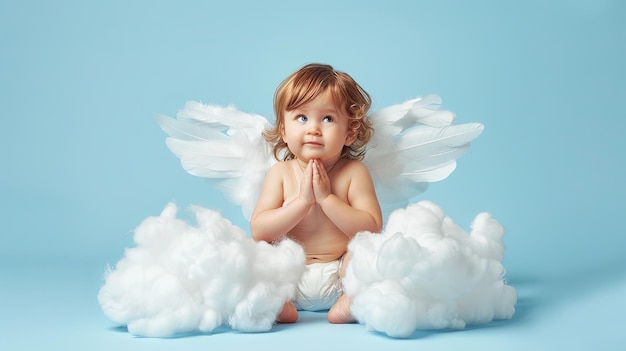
[297,152,342,164]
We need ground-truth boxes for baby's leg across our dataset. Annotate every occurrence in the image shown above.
[328,252,356,324]
[277,301,298,323]
[328,294,354,324]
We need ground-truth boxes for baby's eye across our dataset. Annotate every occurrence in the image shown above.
[296,115,308,122]
[323,115,334,123]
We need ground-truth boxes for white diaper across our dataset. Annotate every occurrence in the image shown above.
[293,260,343,311]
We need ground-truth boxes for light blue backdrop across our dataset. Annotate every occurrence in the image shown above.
[1,0,624,350]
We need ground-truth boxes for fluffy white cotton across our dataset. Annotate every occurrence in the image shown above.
[99,201,515,338]
[98,203,305,337]
[344,201,517,338]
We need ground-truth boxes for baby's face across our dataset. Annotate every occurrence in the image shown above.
[281,91,355,164]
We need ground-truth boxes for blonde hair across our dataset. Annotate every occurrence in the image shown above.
[264,63,374,161]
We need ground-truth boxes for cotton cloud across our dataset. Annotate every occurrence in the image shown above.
[99,201,515,338]
[344,201,517,338]
[98,203,305,337]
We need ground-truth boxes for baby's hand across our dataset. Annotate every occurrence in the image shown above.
[312,159,331,203]
[298,159,315,205]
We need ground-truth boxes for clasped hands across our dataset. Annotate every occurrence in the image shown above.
[298,159,332,205]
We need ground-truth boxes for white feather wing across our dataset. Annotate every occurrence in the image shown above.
[364,95,484,215]
[156,102,274,220]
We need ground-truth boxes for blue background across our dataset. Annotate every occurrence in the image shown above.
[1,0,624,350]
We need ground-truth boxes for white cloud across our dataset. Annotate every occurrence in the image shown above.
[98,203,305,337]
[344,201,517,338]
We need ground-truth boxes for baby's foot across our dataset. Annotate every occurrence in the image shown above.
[328,295,355,324]
[277,301,298,323]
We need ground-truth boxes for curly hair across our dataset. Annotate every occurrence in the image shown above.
[264,63,374,161]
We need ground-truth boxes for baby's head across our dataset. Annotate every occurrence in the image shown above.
[265,63,374,161]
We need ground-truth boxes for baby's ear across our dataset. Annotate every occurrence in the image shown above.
[345,128,358,146]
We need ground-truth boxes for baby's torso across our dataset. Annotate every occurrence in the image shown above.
[282,160,353,264]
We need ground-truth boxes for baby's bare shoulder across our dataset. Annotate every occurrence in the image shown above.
[338,159,370,175]
[267,160,291,174]
[261,161,292,186]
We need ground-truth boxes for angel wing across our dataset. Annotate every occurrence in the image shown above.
[156,101,274,220]
[364,95,484,216]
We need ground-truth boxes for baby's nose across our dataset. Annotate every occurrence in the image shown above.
[307,124,321,135]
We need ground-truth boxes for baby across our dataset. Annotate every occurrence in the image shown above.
[250,63,383,324]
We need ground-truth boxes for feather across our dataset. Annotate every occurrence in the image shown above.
[156,102,274,220]
[396,123,484,153]
[156,114,230,142]
[364,96,484,217]
[371,95,456,128]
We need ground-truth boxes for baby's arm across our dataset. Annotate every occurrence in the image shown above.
[314,160,382,237]
[250,161,313,242]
